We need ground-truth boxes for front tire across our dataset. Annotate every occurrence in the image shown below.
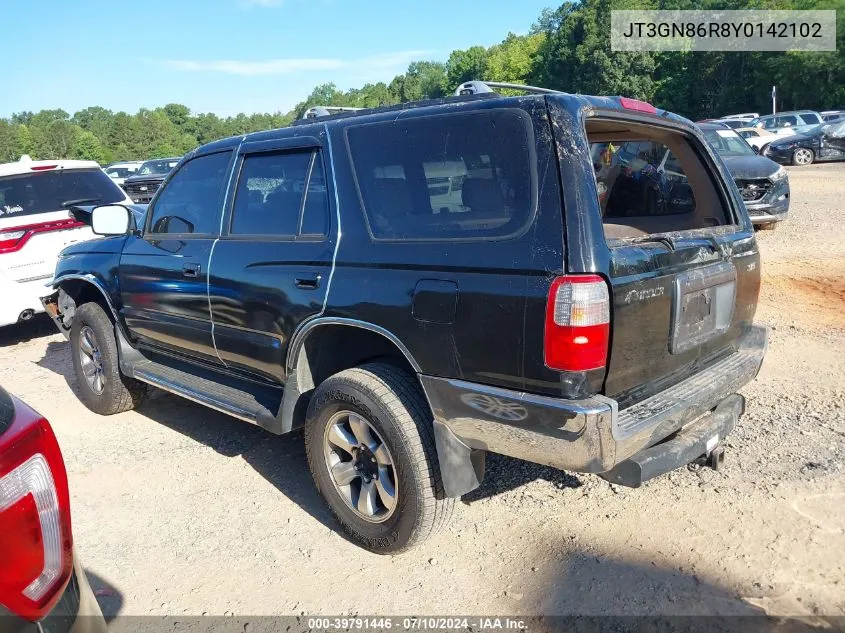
[69,302,147,415]
[304,362,454,554]
[792,148,814,166]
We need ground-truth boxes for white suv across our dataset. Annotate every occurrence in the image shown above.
[0,156,132,328]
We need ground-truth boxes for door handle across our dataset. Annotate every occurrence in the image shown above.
[294,273,322,290]
[182,262,201,278]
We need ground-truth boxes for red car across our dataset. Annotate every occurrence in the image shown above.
[0,386,105,632]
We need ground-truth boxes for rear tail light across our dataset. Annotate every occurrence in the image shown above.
[0,397,72,621]
[545,274,610,372]
[0,218,85,255]
[0,230,27,252]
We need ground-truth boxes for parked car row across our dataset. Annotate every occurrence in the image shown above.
[102,157,181,203]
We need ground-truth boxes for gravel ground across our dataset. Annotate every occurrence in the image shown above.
[0,163,843,621]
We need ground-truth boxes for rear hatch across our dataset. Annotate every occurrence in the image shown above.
[0,166,126,283]
[548,96,761,407]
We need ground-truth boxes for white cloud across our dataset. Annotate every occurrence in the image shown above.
[239,0,284,7]
[164,50,433,77]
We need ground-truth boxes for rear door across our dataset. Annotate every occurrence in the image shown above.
[206,135,335,383]
[119,149,233,364]
[552,104,761,407]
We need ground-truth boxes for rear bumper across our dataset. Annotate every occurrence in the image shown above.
[423,325,767,496]
[0,276,52,328]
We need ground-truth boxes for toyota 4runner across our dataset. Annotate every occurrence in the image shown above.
[42,81,767,553]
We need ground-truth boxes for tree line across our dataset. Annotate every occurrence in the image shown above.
[1,0,842,165]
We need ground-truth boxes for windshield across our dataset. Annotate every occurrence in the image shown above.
[704,129,755,157]
[137,158,180,176]
[0,168,125,218]
[105,166,137,178]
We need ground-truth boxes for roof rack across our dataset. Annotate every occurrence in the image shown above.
[453,80,563,96]
[302,106,364,120]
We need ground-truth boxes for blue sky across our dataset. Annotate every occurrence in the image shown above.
[4,0,552,118]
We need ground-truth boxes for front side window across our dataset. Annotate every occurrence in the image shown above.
[347,109,535,241]
[147,151,231,235]
[230,150,329,237]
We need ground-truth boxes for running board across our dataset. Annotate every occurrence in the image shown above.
[127,357,281,429]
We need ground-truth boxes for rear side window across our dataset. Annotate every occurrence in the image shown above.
[799,113,821,125]
[0,169,124,219]
[230,150,329,237]
[587,120,731,240]
[347,109,536,241]
[148,151,231,235]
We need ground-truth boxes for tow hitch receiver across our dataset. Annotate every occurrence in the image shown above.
[600,394,744,488]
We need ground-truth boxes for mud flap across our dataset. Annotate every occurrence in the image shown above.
[600,394,745,488]
[433,419,486,498]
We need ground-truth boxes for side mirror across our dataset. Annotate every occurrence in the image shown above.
[91,204,131,236]
[752,145,760,154]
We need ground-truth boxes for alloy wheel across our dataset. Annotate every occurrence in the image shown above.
[323,410,398,523]
[794,148,813,165]
[78,325,106,394]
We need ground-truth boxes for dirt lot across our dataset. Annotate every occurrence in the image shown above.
[1,163,843,621]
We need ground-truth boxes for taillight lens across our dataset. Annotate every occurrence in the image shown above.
[0,218,85,255]
[545,274,610,372]
[0,397,72,621]
[0,230,27,252]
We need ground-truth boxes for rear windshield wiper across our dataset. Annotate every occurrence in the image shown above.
[61,197,101,208]
[620,234,677,251]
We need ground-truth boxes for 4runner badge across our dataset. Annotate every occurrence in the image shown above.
[624,286,665,304]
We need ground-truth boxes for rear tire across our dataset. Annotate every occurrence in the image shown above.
[792,148,814,166]
[304,362,454,554]
[70,302,147,415]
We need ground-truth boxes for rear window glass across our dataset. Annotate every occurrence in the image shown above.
[0,168,125,219]
[588,121,731,240]
[347,109,535,241]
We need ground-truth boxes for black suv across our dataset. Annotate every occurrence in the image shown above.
[42,81,767,553]
[121,157,181,203]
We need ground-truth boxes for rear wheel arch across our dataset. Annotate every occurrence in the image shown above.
[281,321,427,433]
[281,319,482,499]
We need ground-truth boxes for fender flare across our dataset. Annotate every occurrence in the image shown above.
[285,317,422,374]
[50,274,130,339]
